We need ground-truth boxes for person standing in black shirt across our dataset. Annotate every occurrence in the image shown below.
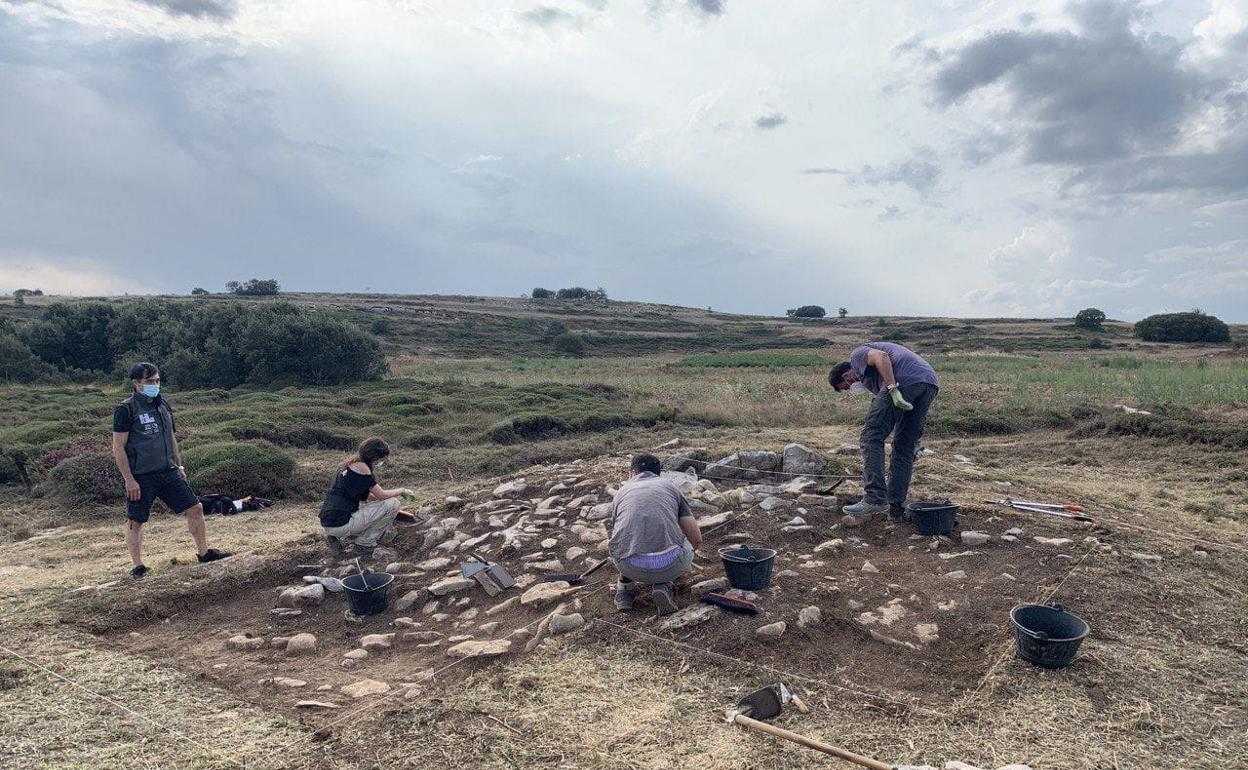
[320,437,410,557]
[111,362,231,578]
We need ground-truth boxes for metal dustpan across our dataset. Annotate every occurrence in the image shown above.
[460,552,514,595]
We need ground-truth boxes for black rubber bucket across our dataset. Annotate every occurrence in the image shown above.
[1010,603,1089,669]
[908,500,959,536]
[719,546,777,591]
[343,571,394,616]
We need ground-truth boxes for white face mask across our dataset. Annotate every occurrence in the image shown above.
[374,460,386,469]
[849,382,867,395]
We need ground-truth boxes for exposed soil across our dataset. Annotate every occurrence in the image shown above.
[90,452,1244,744]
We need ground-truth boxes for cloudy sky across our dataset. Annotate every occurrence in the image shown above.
[2,0,1246,321]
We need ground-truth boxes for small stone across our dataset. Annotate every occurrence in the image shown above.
[540,538,558,549]
[1000,535,1017,543]
[493,478,529,498]
[914,623,940,644]
[1193,550,1209,559]
[961,531,990,546]
[272,677,307,688]
[660,605,716,631]
[341,679,390,698]
[344,648,369,660]
[296,700,341,709]
[428,578,474,596]
[520,581,581,607]
[797,606,822,628]
[280,583,325,608]
[1004,527,1022,536]
[530,559,565,572]
[422,600,441,615]
[759,496,791,512]
[270,636,291,648]
[1130,552,1162,562]
[415,557,453,571]
[360,633,395,651]
[841,514,867,528]
[401,631,444,643]
[394,590,425,612]
[459,608,479,621]
[755,621,786,640]
[814,539,844,553]
[286,633,317,655]
[226,634,264,651]
[691,578,728,597]
[478,621,500,635]
[548,613,586,635]
[1034,537,1072,546]
[446,639,512,658]
[943,570,967,580]
[486,597,519,616]
[846,599,864,610]
[564,546,587,562]
[861,560,880,574]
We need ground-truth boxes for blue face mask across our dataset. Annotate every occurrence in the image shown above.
[141,384,160,398]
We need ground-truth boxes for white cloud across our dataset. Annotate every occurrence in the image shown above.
[0,253,160,296]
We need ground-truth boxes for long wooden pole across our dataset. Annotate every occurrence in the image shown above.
[732,714,893,770]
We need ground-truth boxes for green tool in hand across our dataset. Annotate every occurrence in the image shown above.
[888,385,913,411]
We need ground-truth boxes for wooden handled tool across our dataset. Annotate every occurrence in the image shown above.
[730,684,889,769]
[731,713,892,770]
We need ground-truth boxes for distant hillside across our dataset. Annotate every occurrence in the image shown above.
[4,291,1239,360]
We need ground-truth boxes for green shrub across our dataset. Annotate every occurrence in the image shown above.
[0,333,60,383]
[20,301,118,372]
[49,451,124,503]
[786,305,826,318]
[551,333,586,357]
[216,419,356,450]
[182,442,295,497]
[191,287,209,296]
[20,299,388,388]
[1074,308,1106,330]
[1134,311,1230,343]
[531,288,554,299]
[226,278,280,296]
[369,317,393,336]
[486,413,571,444]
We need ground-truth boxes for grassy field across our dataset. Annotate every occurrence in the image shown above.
[2,294,1247,770]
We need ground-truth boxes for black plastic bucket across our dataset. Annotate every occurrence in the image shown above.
[719,546,777,591]
[343,571,394,616]
[1010,603,1089,669]
[908,500,959,535]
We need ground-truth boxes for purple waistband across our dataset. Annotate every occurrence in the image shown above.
[625,544,683,570]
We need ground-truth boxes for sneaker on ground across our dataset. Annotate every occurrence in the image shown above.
[614,580,638,611]
[130,564,149,578]
[842,499,889,515]
[197,548,232,564]
[652,583,678,616]
[326,535,345,558]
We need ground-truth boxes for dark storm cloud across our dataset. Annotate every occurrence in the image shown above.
[931,0,1240,173]
[755,112,786,130]
[134,0,237,21]
[520,6,577,27]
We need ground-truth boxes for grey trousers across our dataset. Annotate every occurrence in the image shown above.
[860,383,938,511]
[322,497,401,548]
[614,541,695,585]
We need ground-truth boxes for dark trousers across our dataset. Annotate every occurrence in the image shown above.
[860,383,938,511]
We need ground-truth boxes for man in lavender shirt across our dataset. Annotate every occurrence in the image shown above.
[828,342,939,520]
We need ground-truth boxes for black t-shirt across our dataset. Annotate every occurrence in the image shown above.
[319,468,376,527]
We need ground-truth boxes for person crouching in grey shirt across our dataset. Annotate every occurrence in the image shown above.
[607,453,703,615]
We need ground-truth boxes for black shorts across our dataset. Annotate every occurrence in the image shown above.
[127,469,200,523]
